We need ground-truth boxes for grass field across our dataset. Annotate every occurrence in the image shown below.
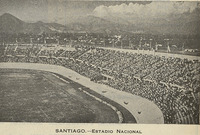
[0,69,136,123]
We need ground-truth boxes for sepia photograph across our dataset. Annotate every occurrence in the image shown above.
[0,0,200,134]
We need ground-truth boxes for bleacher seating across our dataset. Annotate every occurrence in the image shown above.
[0,44,199,124]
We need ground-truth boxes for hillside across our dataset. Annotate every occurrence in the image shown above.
[0,12,199,35]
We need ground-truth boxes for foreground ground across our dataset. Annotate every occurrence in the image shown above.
[0,69,136,123]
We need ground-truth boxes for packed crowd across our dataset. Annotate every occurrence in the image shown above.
[0,44,199,124]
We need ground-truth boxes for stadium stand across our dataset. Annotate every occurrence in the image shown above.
[0,44,199,124]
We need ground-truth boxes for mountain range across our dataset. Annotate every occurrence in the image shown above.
[0,12,199,35]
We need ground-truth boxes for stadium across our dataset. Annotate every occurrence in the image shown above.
[0,1,200,125]
[0,44,199,124]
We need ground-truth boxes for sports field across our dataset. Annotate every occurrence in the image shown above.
[0,69,136,123]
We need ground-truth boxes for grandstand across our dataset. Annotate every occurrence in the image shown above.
[0,44,199,124]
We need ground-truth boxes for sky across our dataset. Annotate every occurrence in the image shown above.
[0,0,140,23]
[0,0,199,24]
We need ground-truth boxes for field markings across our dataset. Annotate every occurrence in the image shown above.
[52,73,69,84]
[38,106,50,120]
[78,87,123,123]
